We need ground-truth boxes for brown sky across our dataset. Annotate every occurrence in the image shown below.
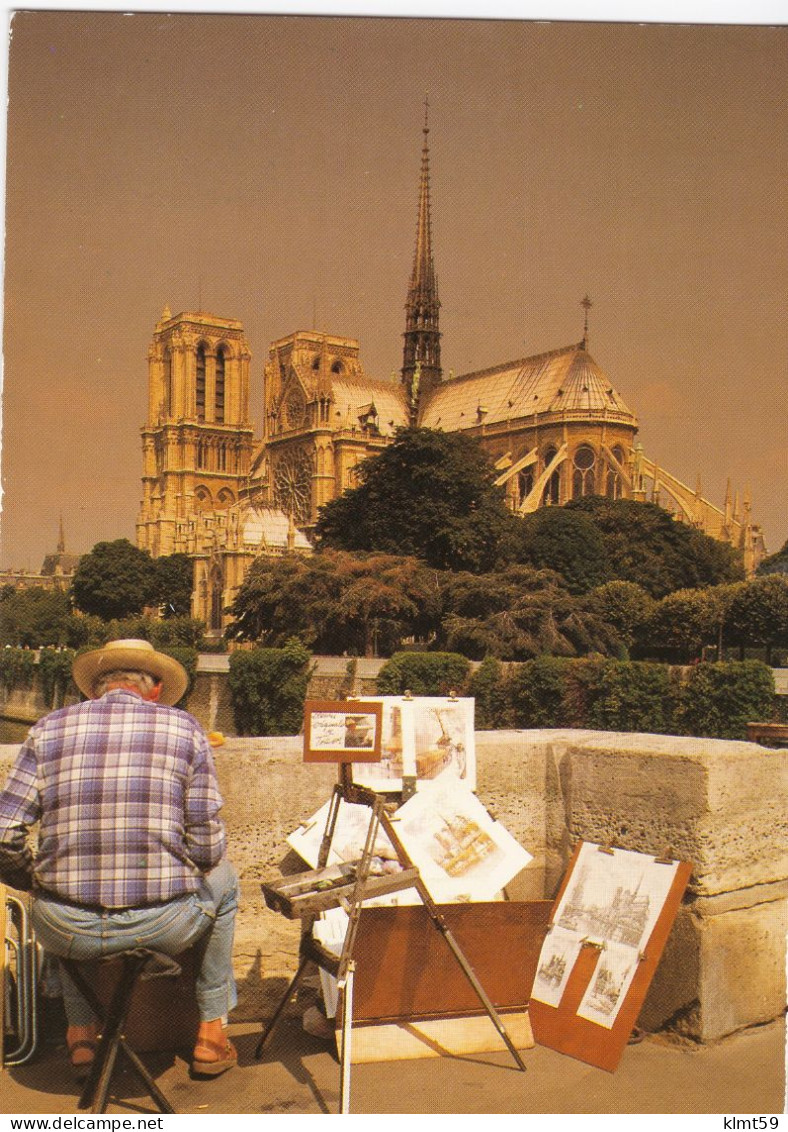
[1,11,786,570]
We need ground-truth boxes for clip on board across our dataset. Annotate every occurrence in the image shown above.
[529,840,692,1072]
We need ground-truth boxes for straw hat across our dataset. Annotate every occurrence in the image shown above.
[72,639,188,706]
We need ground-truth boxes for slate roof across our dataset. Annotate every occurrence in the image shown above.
[419,342,637,432]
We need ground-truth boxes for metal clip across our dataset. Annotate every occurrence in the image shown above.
[654,848,676,865]
[597,842,615,855]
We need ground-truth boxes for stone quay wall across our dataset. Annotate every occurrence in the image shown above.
[2,728,786,1045]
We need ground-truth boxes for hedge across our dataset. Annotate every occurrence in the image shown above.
[228,638,313,736]
[376,651,471,697]
[503,658,773,741]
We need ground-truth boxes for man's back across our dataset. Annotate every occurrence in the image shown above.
[0,688,225,908]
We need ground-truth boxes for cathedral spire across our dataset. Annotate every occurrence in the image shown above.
[401,96,442,415]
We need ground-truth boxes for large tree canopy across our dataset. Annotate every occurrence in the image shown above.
[226,549,442,657]
[314,428,513,573]
[511,506,608,594]
[71,539,160,620]
[564,497,745,597]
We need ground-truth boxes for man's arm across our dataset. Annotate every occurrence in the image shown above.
[183,730,226,873]
[0,736,40,891]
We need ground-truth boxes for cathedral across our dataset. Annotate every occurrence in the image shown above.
[136,114,765,633]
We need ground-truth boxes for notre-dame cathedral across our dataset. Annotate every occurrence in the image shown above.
[136,115,765,633]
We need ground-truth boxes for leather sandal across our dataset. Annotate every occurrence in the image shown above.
[68,1038,98,1081]
[191,1036,238,1078]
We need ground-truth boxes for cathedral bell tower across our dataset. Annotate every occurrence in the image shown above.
[401,101,442,419]
[136,308,254,558]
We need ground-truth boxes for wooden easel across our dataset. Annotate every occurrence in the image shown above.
[257,763,527,1113]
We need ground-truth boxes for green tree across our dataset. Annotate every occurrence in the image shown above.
[565,498,745,597]
[725,575,788,663]
[154,554,194,618]
[71,539,159,620]
[757,537,788,577]
[0,587,75,647]
[228,638,313,736]
[226,550,441,657]
[314,428,513,572]
[647,584,742,662]
[583,581,656,655]
[439,566,619,661]
[512,507,608,594]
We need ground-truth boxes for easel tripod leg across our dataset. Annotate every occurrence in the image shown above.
[255,956,309,1059]
[338,962,355,1115]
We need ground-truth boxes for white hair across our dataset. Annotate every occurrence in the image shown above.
[93,669,159,698]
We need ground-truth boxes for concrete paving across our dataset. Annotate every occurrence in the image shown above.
[2,1016,785,1116]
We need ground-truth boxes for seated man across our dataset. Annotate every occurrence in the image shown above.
[0,639,239,1079]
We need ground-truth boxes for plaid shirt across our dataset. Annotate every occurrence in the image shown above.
[0,689,226,909]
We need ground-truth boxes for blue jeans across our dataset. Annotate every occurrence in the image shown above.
[31,860,239,1027]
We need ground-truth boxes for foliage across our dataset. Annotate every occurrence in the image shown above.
[565,498,745,597]
[725,576,788,662]
[512,507,608,594]
[506,656,577,729]
[226,550,441,657]
[756,538,788,577]
[376,651,471,697]
[439,566,620,661]
[154,554,195,618]
[586,661,675,734]
[37,647,77,708]
[582,581,656,654]
[674,660,774,740]
[71,539,159,620]
[468,655,510,729]
[0,587,79,648]
[0,647,36,692]
[228,638,313,736]
[314,428,514,573]
[645,585,741,662]
[157,645,198,709]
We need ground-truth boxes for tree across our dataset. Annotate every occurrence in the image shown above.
[725,575,788,663]
[438,565,620,661]
[226,550,441,657]
[154,554,194,617]
[565,497,745,597]
[314,428,514,572]
[757,538,788,577]
[0,587,75,647]
[71,539,159,620]
[583,581,656,655]
[511,507,608,593]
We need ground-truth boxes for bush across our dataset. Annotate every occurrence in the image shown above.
[228,638,313,736]
[468,656,509,729]
[507,656,576,729]
[0,647,36,693]
[675,660,775,740]
[587,661,675,734]
[37,647,77,708]
[376,651,471,697]
[158,646,199,710]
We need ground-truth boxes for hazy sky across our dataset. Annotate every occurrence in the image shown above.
[1,10,786,570]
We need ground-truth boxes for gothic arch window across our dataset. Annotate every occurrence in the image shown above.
[196,344,207,421]
[194,486,212,511]
[607,445,625,499]
[518,467,534,506]
[542,446,561,506]
[215,347,226,423]
[197,441,206,469]
[331,359,344,374]
[572,444,597,499]
[216,488,235,509]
